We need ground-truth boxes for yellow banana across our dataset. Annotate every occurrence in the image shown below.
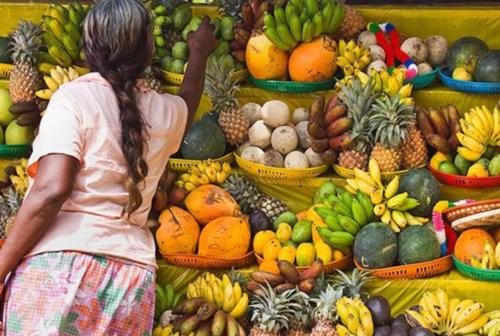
[354,168,377,187]
[368,158,383,188]
[355,70,369,86]
[406,310,432,329]
[398,83,413,98]
[346,40,357,50]
[338,39,347,56]
[460,119,487,143]
[404,212,423,226]
[49,68,64,85]
[336,56,351,68]
[336,299,353,330]
[370,189,384,205]
[384,175,400,199]
[393,69,405,87]
[420,308,440,330]
[492,107,500,144]
[469,113,489,139]
[453,302,484,331]
[222,282,235,312]
[67,66,80,81]
[229,293,248,319]
[450,300,475,330]
[153,325,163,336]
[356,180,378,196]
[222,162,231,173]
[386,77,400,96]
[480,105,494,126]
[337,324,355,336]
[471,107,490,136]
[344,50,356,64]
[354,299,374,336]
[447,298,461,329]
[457,147,483,162]
[435,289,449,326]
[212,281,224,309]
[389,220,401,233]
[456,132,486,153]
[216,171,226,184]
[232,283,242,304]
[381,208,392,224]
[387,193,408,209]
[35,89,53,100]
[400,97,415,106]
[454,314,489,335]
[374,203,386,217]
[392,210,407,228]
[346,179,360,192]
[420,292,442,328]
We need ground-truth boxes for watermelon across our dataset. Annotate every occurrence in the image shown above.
[0,37,11,64]
[446,36,488,72]
[354,222,397,269]
[398,226,441,265]
[474,50,500,83]
[398,168,440,217]
[181,118,226,160]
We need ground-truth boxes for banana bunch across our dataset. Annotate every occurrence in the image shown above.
[345,159,427,233]
[263,0,345,51]
[155,283,184,322]
[455,106,500,161]
[336,40,371,76]
[417,104,460,155]
[314,186,374,251]
[176,161,232,192]
[470,242,496,270]
[406,290,491,335]
[170,297,246,336]
[186,273,248,319]
[336,297,374,336]
[36,66,80,102]
[481,311,500,336]
[1,159,30,197]
[152,324,182,336]
[40,2,88,67]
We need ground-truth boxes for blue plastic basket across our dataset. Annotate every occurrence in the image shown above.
[405,68,439,89]
[439,68,500,94]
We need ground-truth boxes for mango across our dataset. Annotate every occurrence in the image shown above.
[273,211,298,230]
[489,154,500,176]
[430,152,452,171]
[439,161,460,175]
[276,223,293,242]
[253,230,276,256]
[467,163,489,177]
[314,241,332,264]
[452,66,472,81]
[291,220,312,244]
[454,154,471,176]
[296,243,315,267]
[263,239,281,260]
[476,158,490,169]
[278,246,296,264]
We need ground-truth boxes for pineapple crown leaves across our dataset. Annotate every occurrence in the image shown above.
[328,269,373,301]
[312,284,343,322]
[9,20,43,66]
[218,0,244,21]
[369,93,416,149]
[0,187,22,239]
[250,284,302,333]
[204,57,240,111]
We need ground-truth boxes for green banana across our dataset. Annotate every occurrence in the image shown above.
[325,194,342,208]
[328,3,346,34]
[172,291,183,308]
[264,13,277,29]
[277,24,298,48]
[51,3,68,19]
[334,203,353,218]
[391,198,420,211]
[324,215,345,232]
[155,284,167,317]
[387,193,409,209]
[73,1,86,15]
[337,190,354,209]
[165,284,175,310]
[315,207,336,219]
[274,7,287,26]
[312,13,324,38]
[351,199,368,227]
[36,51,58,65]
[47,6,67,25]
[305,0,320,17]
[64,23,81,45]
[290,0,305,12]
[317,227,355,247]
[68,5,82,26]
[62,34,79,57]
[285,3,298,25]
[299,11,309,24]
[264,27,290,51]
[289,15,302,42]
[46,16,66,42]
[43,31,66,52]
[356,193,374,222]
[322,3,335,34]
[48,46,72,67]
[338,215,360,235]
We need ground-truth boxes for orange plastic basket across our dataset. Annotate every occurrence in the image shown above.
[354,255,453,280]
[161,251,255,270]
[255,253,353,274]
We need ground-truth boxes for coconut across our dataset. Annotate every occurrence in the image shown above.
[249,120,272,148]
[368,60,388,73]
[357,31,378,48]
[424,35,448,66]
[292,107,309,124]
[295,121,312,149]
[237,141,252,155]
[305,148,324,167]
[241,146,265,163]
[284,151,310,169]
[417,63,433,75]
[261,149,284,167]
[261,100,290,128]
[241,102,262,124]
[271,126,299,155]
[401,37,428,64]
[369,45,386,61]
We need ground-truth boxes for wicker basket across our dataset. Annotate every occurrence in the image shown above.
[450,208,500,231]
[255,253,353,274]
[0,63,13,79]
[333,164,426,182]
[428,166,500,188]
[167,153,234,172]
[235,154,328,180]
[161,251,255,270]
[161,68,248,86]
[453,256,500,282]
[444,199,500,223]
[354,255,453,280]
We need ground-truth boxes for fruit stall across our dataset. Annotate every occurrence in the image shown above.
[1,0,500,335]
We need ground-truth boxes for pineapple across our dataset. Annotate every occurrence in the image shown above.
[369,94,416,172]
[205,58,249,146]
[289,290,313,336]
[401,125,428,169]
[311,284,343,336]
[0,187,22,239]
[256,195,288,223]
[9,20,43,104]
[218,0,245,21]
[338,78,376,171]
[249,285,301,336]
[337,5,366,41]
[329,269,372,301]
[222,173,263,214]
[142,67,163,93]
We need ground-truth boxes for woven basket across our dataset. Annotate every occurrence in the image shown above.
[453,256,500,282]
[235,154,328,180]
[354,255,453,280]
[161,68,248,86]
[161,251,255,270]
[439,68,500,94]
[333,164,426,182]
[0,63,13,79]
[450,208,500,231]
[255,253,353,274]
[167,153,234,172]
[444,199,500,223]
[429,166,500,188]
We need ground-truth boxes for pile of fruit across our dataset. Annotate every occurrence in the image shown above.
[155,283,184,323]
[0,89,34,146]
[454,227,500,271]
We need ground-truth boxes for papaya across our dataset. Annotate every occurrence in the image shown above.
[288,35,337,82]
[296,243,315,266]
[156,207,200,255]
[291,220,312,244]
[185,184,240,225]
[198,216,251,258]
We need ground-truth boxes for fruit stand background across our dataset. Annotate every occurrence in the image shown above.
[1,1,500,314]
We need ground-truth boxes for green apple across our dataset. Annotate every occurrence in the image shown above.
[0,89,14,127]
[5,121,34,145]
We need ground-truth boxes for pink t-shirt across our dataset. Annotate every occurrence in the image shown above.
[26,72,188,268]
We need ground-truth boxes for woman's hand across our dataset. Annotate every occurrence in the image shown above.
[187,16,217,60]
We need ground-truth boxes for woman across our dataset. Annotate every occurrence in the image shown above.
[0,0,216,334]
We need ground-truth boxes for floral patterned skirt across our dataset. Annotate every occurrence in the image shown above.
[2,251,156,336]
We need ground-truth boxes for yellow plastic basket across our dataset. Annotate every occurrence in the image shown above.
[235,154,328,180]
[161,68,249,86]
[0,63,13,79]
[167,152,234,172]
[333,164,427,182]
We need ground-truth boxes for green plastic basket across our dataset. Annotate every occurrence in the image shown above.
[452,256,500,282]
[249,76,336,93]
[405,68,439,89]
[0,144,32,158]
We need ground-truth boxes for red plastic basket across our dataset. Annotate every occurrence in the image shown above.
[428,166,500,188]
